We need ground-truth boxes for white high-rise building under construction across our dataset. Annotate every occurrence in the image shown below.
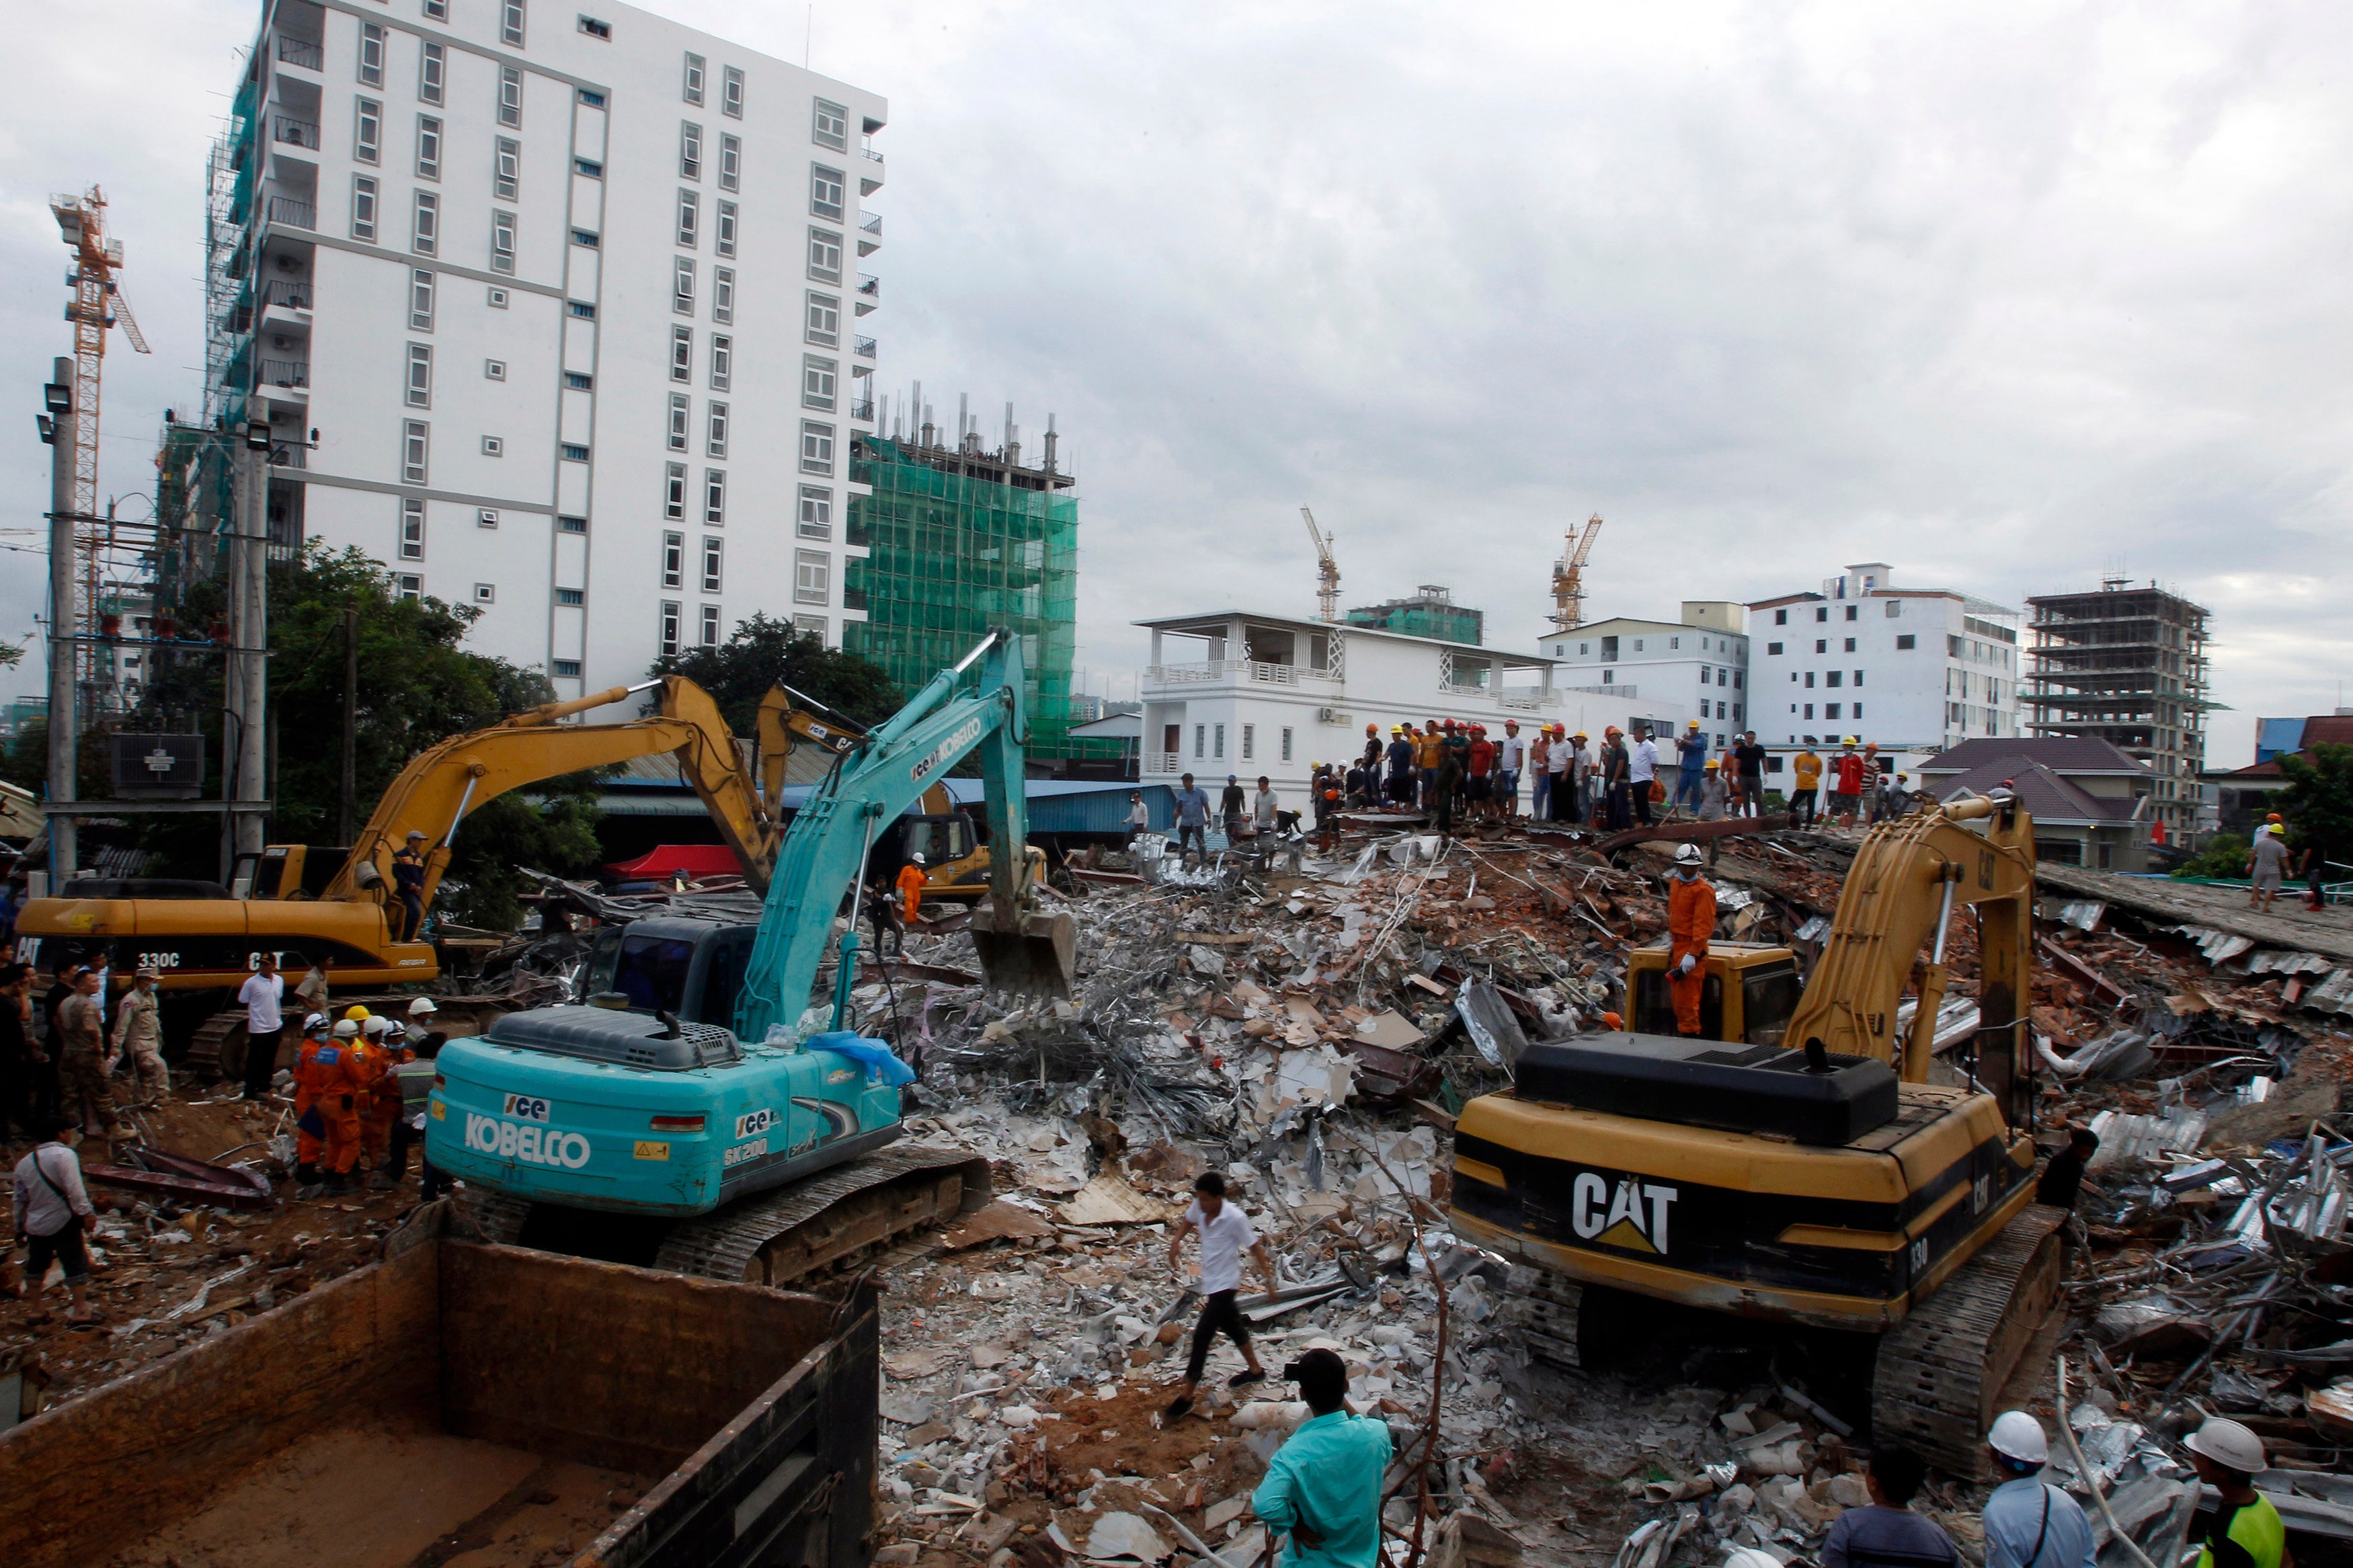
[208,0,886,693]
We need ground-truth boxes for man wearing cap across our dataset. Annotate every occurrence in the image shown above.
[392,829,430,942]
[2247,825,2292,913]
[1698,758,1729,821]
[1385,727,1417,807]
[1982,1410,2096,1568]
[1414,721,1445,810]
[1674,720,1708,816]
[1831,740,1869,825]
[110,966,169,1108]
[1496,719,1525,818]
[1600,727,1632,829]
[1554,729,1580,822]
[1628,725,1659,827]
[2186,1417,2288,1568]
[1250,1346,1392,1568]
[1790,743,1823,828]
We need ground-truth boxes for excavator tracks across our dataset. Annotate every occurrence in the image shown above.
[182,1009,250,1082]
[1871,1204,2069,1479]
[1503,1265,1585,1370]
[458,1145,993,1289]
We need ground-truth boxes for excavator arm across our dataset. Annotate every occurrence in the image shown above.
[1781,794,2036,1102]
[732,630,1075,1043]
[329,675,782,907]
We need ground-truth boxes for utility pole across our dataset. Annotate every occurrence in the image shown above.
[43,357,78,884]
[226,423,272,863]
[339,605,358,844]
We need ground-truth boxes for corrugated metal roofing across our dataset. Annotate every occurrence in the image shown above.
[1917,737,2151,776]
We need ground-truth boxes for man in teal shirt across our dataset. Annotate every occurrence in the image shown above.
[1251,1349,1392,1567]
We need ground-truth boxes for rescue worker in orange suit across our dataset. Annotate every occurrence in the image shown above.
[290,1012,331,1198]
[894,854,928,934]
[307,1018,367,1196]
[361,1018,415,1190]
[1665,842,1717,1037]
[352,1016,397,1186]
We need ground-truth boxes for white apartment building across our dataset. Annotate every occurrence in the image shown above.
[1540,602,1753,751]
[1137,612,1560,801]
[1748,563,2021,774]
[217,0,884,697]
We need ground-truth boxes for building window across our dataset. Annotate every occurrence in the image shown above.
[804,292,838,345]
[659,601,680,656]
[571,228,597,248]
[1814,639,1827,654]
[495,138,520,200]
[1825,671,1843,688]
[478,507,500,526]
[670,327,692,382]
[397,574,422,601]
[424,0,447,19]
[799,420,834,475]
[668,394,689,451]
[1281,727,1294,763]
[719,133,740,192]
[807,227,842,282]
[715,201,737,257]
[499,66,522,128]
[701,536,723,591]
[1852,670,1864,686]
[810,165,845,220]
[1732,671,1742,688]
[354,97,381,164]
[1804,671,1814,688]
[1193,725,1205,759]
[402,419,429,483]
[700,604,721,647]
[722,65,744,118]
[405,343,432,407]
[567,300,594,318]
[703,469,725,524]
[1242,724,1255,760]
[797,485,831,539]
[553,659,582,678]
[1896,633,1916,650]
[664,463,687,520]
[411,190,438,255]
[1634,639,1644,652]
[1843,637,1856,653]
[683,52,705,104]
[676,189,699,247]
[1773,608,1788,625]
[557,515,587,533]
[674,257,696,314]
[1845,604,1859,621]
[408,267,434,329]
[502,0,526,46]
[488,286,509,308]
[485,359,506,381]
[1766,641,1782,655]
[802,356,837,409]
[794,549,830,605]
[709,335,731,390]
[575,157,602,178]
[578,14,610,38]
[400,496,425,559]
[712,267,734,323]
[793,614,827,641]
[1825,703,1841,721]
[358,21,385,84]
[419,41,444,104]
[1213,724,1226,760]
[1803,703,1813,720]
[415,115,442,179]
[483,435,506,456]
[559,442,588,461]
[707,403,729,458]
[1815,606,1829,622]
[661,532,684,589]
[1886,600,1903,618]
[351,175,379,241]
[680,121,703,180]
[813,98,848,150]
[490,210,516,273]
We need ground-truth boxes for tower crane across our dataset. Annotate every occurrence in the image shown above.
[1550,513,1603,631]
[48,186,153,702]
[1300,506,1341,622]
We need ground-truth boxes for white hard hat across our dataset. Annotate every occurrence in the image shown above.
[331,1019,359,1038]
[909,853,925,866]
[1987,1410,2048,1466]
[362,1014,389,1036]
[303,1012,329,1033]
[1724,1551,1784,1568]
[2185,1416,2266,1475]
[1673,843,1706,867]
[409,997,438,1016]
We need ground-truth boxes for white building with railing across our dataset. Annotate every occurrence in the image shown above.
[1136,610,1560,802]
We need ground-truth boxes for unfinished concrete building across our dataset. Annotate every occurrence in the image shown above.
[2022,579,2210,838]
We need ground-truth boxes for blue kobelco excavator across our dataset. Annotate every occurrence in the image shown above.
[428,630,1076,1283]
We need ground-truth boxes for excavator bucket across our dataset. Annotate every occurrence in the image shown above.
[969,908,1078,1000]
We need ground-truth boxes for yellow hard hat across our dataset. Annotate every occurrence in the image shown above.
[1687,719,1701,728]
[1843,735,1859,745]
[1573,731,1588,740]
[1704,758,1720,770]
[344,1005,371,1022]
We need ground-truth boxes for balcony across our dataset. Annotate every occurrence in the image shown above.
[853,335,876,360]
[270,443,308,470]
[1148,752,1183,776]
[260,278,313,312]
[258,358,309,388]
[273,116,321,149]
[857,272,879,298]
[1563,682,1637,698]
[266,196,315,230]
[275,34,323,69]
[859,212,881,235]
[1144,659,1339,688]
[1492,689,1560,710]
[849,398,875,421]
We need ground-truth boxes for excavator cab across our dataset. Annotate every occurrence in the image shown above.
[1623,942,1804,1045]
[231,845,354,901]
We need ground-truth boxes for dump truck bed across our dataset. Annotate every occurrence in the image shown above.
[0,1205,876,1568]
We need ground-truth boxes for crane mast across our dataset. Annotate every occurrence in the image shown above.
[1550,513,1604,631]
[1300,506,1341,622]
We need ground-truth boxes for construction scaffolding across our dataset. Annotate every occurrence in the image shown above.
[1344,585,1484,647]
[2023,579,2213,836]
[844,432,1107,766]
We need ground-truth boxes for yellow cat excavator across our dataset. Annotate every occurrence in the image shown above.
[1451,794,2064,1475]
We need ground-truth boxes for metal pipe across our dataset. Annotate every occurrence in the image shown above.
[511,677,661,727]
[1929,867,1959,964]
[951,629,1000,675]
[831,809,881,1032]
[44,356,77,885]
[438,769,481,848]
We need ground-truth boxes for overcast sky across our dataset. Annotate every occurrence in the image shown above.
[7,1,2351,765]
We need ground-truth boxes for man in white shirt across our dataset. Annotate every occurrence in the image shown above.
[238,952,287,1102]
[1629,725,1660,827]
[1164,1169,1276,1421]
[11,1116,99,1322]
[1497,720,1526,817]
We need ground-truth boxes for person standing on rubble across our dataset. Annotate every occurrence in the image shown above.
[238,950,287,1103]
[1250,1347,1392,1568]
[1790,743,1823,828]
[1386,727,1417,807]
[1628,725,1659,827]
[0,962,36,1143]
[9,1116,100,1323]
[1414,721,1445,810]
[1666,844,1716,1036]
[2034,1124,2100,1212]
[1831,739,1868,824]
[1465,725,1496,823]
[1528,725,1552,820]
[1360,724,1384,776]
[2247,825,2292,912]
[1675,720,1708,816]
[1125,791,1150,850]
[2186,1417,2290,1568]
[1698,759,1730,821]
[1601,727,1632,829]
[1821,1445,1959,1568]
[1555,729,1581,823]
[1221,774,1249,841]
[1497,718,1525,817]
[1163,1170,1276,1423]
[108,966,167,1109]
[1731,732,1768,818]
[1982,1411,2096,1568]
[1174,774,1211,864]
[1254,776,1281,835]
[55,968,120,1139]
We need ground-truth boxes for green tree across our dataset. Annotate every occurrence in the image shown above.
[2278,741,2353,864]
[132,544,604,927]
[649,612,901,735]
[0,718,111,800]
[2171,831,2250,880]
